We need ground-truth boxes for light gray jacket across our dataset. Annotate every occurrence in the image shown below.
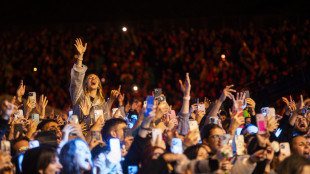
[69,64,110,124]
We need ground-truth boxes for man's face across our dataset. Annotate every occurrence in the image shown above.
[42,122,62,144]
[206,128,225,153]
[112,123,128,142]
[292,136,310,159]
[295,115,308,133]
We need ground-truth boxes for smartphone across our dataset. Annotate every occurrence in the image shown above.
[167,110,176,120]
[275,128,282,137]
[91,131,101,141]
[28,92,36,107]
[154,88,162,98]
[1,141,11,154]
[94,110,103,121]
[36,130,57,147]
[221,134,232,146]
[209,116,218,125]
[267,107,276,123]
[260,107,269,117]
[152,129,162,143]
[244,90,250,99]
[145,96,154,117]
[112,108,118,116]
[198,104,206,114]
[171,138,183,154]
[280,142,291,157]
[256,113,267,134]
[143,101,147,108]
[107,138,122,163]
[235,135,245,155]
[68,114,79,124]
[31,113,40,123]
[127,114,137,129]
[128,165,138,174]
[14,124,23,139]
[29,140,40,149]
[157,96,166,103]
[68,110,73,117]
[14,109,24,121]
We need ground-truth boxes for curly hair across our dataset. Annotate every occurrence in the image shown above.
[59,139,85,174]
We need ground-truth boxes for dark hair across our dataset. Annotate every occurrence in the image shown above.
[22,146,57,174]
[59,139,86,174]
[184,144,205,160]
[200,124,222,141]
[91,143,109,160]
[11,136,30,156]
[101,118,127,143]
[37,119,58,131]
[141,146,165,167]
[276,154,310,174]
[290,135,305,151]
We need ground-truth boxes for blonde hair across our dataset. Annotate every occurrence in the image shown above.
[83,74,105,104]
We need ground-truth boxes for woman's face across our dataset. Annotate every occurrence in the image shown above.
[75,140,92,171]
[87,74,99,90]
[196,147,208,160]
[43,156,63,174]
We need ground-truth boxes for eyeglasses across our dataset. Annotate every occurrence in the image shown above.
[210,135,221,139]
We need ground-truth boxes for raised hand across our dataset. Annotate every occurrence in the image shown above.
[118,86,125,106]
[232,92,246,110]
[179,73,191,97]
[183,129,200,147]
[282,96,297,113]
[16,80,26,101]
[90,117,105,132]
[246,98,256,109]
[1,100,18,120]
[219,85,235,102]
[110,86,121,100]
[74,38,87,56]
[204,97,211,109]
[0,151,13,172]
[36,94,48,118]
[79,99,90,116]
[230,110,245,128]
[26,120,39,140]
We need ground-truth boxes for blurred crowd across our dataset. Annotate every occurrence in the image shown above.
[1,20,310,110]
[0,20,310,174]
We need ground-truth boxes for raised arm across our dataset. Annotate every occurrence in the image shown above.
[289,95,304,126]
[177,73,191,135]
[70,38,88,105]
[74,38,87,68]
[204,85,235,126]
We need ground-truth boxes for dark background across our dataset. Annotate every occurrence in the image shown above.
[1,0,309,25]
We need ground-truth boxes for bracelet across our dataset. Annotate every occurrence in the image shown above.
[183,96,190,100]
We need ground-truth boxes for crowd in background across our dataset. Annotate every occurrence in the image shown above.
[1,20,310,111]
[0,20,310,174]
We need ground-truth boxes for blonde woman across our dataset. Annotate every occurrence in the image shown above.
[70,38,119,125]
